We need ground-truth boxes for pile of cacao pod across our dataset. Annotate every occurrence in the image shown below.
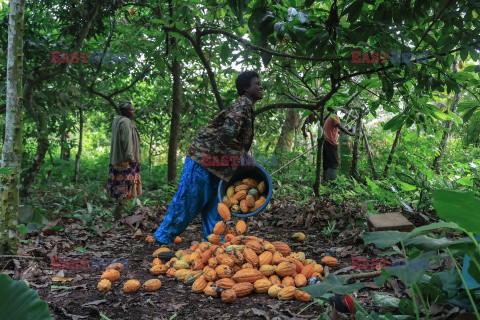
[148,219,339,304]
[97,261,162,293]
[221,178,267,215]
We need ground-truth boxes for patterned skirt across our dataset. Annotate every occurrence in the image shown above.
[106,162,142,200]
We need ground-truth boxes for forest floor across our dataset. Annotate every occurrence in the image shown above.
[3,194,463,320]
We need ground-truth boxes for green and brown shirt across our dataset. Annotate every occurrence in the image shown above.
[187,95,255,182]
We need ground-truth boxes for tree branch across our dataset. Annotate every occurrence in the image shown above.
[255,103,316,115]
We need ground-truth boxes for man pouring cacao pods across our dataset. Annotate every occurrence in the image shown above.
[154,71,263,244]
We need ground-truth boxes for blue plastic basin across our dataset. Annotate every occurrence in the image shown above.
[217,164,273,218]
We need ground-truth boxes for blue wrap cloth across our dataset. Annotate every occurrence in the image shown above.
[155,157,223,244]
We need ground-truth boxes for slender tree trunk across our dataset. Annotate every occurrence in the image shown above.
[73,107,83,183]
[349,110,363,177]
[361,125,378,179]
[148,129,154,174]
[167,53,182,183]
[0,0,25,255]
[313,108,325,196]
[383,124,404,177]
[20,104,49,197]
[432,55,461,173]
[275,109,300,155]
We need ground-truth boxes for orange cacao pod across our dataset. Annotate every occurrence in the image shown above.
[243,248,259,267]
[259,251,273,266]
[217,203,231,221]
[192,275,207,293]
[123,279,141,293]
[301,263,315,279]
[203,282,222,298]
[276,261,296,277]
[269,275,282,285]
[314,264,324,274]
[245,194,255,208]
[242,263,254,269]
[272,251,285,265]
[242,178,258,188]
[213,221,227,235]
[215,264,234,279]
[259,264,275,277]
[208,257,219,269]
[101,269,120,282]
[166,267,177,278]
[207,233,222,244]
[233,190,247,201]
[236,220,247,234]
[106,262,124,272]
[231,282,254,297]
[204,268,218,282]
[235,184,250,192]
[221,288,237,303]
[215,278,237,289]
[294,290,312,302]
[149,265,164,276]
[295,274,307,287]
[321,256,338,267]
[282,276,295,287]
[272,241,292,256]
[231,268,263,283]
[143,279,162,291]
[246,240,264,255]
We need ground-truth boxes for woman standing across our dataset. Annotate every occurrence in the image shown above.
[155,71,263,244]
[106,101,142,219]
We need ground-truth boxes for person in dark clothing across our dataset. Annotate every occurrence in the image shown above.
[323,107,356,181]
[154,71,263,244]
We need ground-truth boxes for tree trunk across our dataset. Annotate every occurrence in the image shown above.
[148,129,154,174]
[349,109,363,177]
[383,124,404,177]
[432,55,461,173]
[0,0,26,255]
[275,109,300,155]
[167,53,182,183]
[361,125,378,179]
[73,107,83,183]
[313,108,325,196]
[20,103,49,197]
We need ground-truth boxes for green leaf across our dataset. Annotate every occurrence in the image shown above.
[302,275,365,297]
[304,0,315,7]
[0,274,53,320]
[0,167,13,174]
[364,231,411,249]
[385,260,428,287]
[433,190,480,234]
[398,181,416,191]
[410,221,460,235]
[18,224,28,235]
[457,176,474,187]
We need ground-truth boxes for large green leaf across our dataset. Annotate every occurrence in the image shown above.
[301,275,365,297]
[432,190,480,234]
[363,231,411,249]
[0,274,53,320]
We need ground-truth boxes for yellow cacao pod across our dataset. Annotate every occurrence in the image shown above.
[295,274,307,287]
[226,185,235,198]
[278,286,297,300]
[267,284,285,298]
[269,275,282,285]
[254,278,272,293]
[97,279,111,292]
[259,251,273,266]
[222,196,231,207]
[276,262,296,277]
[257,181,266,194]
[259,264,276,276]
[291,232,306,242]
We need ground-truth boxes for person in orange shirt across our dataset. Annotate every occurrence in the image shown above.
[323,107,356,181]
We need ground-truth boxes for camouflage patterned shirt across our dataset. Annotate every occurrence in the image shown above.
[187,95,255,182]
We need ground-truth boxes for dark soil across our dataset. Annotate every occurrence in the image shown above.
[2,196,462,320]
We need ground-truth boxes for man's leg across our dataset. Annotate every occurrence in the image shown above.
[200,174,222,241]
[154,157,213,244]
